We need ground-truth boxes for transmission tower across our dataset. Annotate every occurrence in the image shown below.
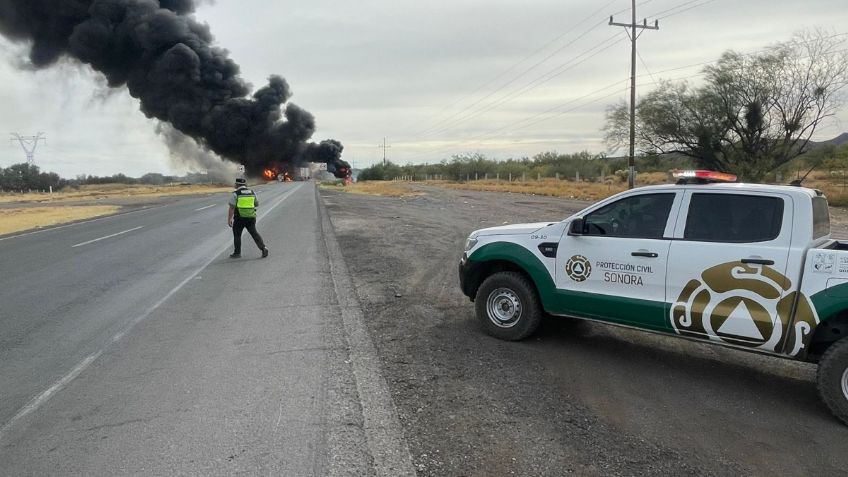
[10,132,47,164]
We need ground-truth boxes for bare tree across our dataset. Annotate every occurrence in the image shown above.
[604,30,848,181]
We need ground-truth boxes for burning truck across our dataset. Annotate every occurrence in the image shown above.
[253,139,349,182]
[260,166,302,182]
[261,158,350,182]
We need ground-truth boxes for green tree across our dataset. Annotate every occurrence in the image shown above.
[140,172,166,185]
[604,30,848,181]
[358,161,404,181]
[0,163,66,191]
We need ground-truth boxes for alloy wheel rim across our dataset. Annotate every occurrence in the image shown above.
[842,367,848,402]
[486,288,522,328]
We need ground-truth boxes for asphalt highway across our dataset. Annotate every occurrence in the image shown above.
[0,182,413,475]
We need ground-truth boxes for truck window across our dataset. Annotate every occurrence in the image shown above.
[684,193,783,243]
[583,193,674,239]
[812,196,830,239]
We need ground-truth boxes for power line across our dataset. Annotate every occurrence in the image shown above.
[401,77,628,161]
[417,32,625,140]
[415,24,616,138]
[401,43,848,162]
[644,0,704,19]
[637,49,659,86]
[655,0,718,20]
[400,85,628,163]
[410,0,621,135]
[411,1,662,139]
[408,1,674,174]
[397,34,848,164]
[633,31,848,80]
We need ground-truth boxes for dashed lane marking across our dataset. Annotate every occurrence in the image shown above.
[71,226,144,248]
[0,184,302,442]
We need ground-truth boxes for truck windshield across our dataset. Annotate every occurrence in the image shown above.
[812,196,830,239]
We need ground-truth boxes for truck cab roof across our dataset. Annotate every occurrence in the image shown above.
[625,182,822,199]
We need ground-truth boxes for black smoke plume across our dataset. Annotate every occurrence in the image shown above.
[0,0,349,178]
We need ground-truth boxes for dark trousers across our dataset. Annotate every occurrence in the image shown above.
[232,216,266,254]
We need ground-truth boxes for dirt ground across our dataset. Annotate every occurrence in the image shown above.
[320,184,848,476]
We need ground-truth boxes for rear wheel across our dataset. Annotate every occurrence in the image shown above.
[817,337,848,426]
[475,271,542,341]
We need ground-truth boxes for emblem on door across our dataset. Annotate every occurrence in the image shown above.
[565,255,592,282]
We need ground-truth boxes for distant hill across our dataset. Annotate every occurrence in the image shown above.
[811,132,848,148]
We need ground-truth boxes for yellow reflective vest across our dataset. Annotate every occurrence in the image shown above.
[233,188,257,218]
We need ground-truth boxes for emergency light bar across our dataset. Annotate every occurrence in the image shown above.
[672,170,737,184]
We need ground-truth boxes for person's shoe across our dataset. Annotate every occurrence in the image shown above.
[229,253,241,258]
[261,247,269,258]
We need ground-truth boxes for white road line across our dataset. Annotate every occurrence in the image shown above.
[194,204,216,211]
[71,226,144,248]
[0,184,302,441]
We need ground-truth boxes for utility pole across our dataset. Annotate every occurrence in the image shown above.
[378,137,391,167]
[10,132,47,165]
[610,0,658,189]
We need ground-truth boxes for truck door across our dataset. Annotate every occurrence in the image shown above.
[666,191,796,352]
[555,191,681,331]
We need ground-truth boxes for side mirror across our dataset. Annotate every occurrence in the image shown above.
[569,217,585,236]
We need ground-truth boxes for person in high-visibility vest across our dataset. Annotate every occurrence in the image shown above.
[227,177,269,258]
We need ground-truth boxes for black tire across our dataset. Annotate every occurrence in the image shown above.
[817,337,848,426]
[475,271,542,341]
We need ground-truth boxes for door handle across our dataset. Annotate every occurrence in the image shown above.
[742,258,775,265]
[631,251,658,258]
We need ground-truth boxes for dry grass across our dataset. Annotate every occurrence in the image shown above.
[790,170,848,206]
[321,181,422,197]
[0,183,232,204]
[430,172,671,201]
[0,205,121,235]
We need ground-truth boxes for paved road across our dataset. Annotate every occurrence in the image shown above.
[0,183,412,475]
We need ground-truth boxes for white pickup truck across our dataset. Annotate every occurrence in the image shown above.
[458,171,848,425]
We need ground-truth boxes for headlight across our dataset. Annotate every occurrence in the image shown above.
[464,237,478,251]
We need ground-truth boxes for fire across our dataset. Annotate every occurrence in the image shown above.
[263,169,276,180]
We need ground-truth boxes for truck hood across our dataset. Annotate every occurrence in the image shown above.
[474,222,556,237]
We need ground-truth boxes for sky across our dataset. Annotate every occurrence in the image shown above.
[0,0,847,177]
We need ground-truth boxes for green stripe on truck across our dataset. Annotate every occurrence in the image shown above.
[469,242,670,332]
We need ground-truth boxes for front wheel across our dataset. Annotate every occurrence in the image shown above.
[817,337,848,426]
[475,271,542,341]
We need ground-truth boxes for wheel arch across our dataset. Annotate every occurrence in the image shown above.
[465,242,557,310]
[807,310,848,362]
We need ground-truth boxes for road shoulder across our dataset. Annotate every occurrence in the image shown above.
[318,188,417,477]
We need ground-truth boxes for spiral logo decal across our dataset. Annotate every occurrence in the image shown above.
[565,255,592,282]
[670,261,819,356]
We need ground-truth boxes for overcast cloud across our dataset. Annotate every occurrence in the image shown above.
[0,0,846,177]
